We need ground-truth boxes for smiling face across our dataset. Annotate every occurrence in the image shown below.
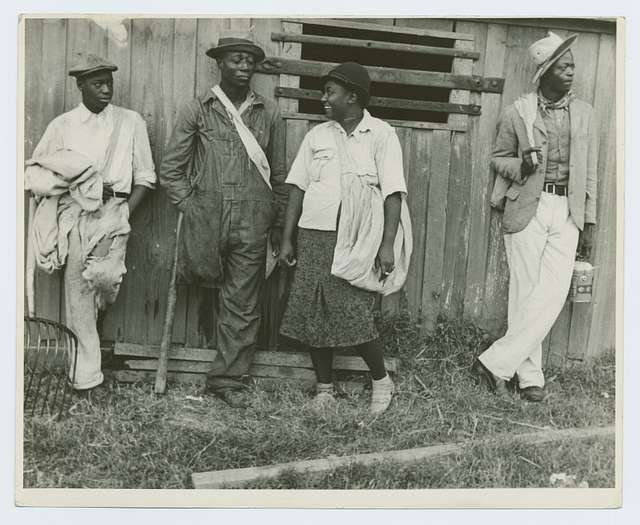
[77,70,113,113]
[540,50,575,95]
[217,51,256,88]
[320,79,358,121]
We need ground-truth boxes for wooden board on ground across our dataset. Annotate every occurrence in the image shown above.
[114,342,398,373]
[191,425,614,489]
[112,369,365,394]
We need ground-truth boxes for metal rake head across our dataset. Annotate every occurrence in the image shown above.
[23,317,78,420]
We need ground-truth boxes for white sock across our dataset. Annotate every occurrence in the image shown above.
[316,382,333,394]
[372,374,391,385]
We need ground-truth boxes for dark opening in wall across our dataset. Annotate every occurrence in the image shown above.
[299,23,455,123]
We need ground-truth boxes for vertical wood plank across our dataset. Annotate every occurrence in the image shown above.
[403,129,429,320]
[33,19,67,322]
[440,130,469,317]
[107,18,133,109]
[124,18,175,344]
[251,18,281,102]
[24,18,42,314]
[463,23,508,319]
[225,18,251,31]
[278,21,302,114]
[24,18,44,160]
[584,33,617,359]
[168,18,198,346]
[195,18,224,96]
[420,129,451,332]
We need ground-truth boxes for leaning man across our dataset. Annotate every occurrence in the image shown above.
[473,33,597,402]
[27,54,156,392]
[160,32,287,407]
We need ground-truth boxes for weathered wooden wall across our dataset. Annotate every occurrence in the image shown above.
[22,17,617,365]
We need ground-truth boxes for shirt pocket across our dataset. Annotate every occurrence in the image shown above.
[310,147,336,182]
[203,129,247,187]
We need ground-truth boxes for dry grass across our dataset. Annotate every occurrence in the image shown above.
[22,313,616,489]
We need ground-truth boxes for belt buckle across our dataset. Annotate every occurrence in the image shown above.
[544,182,553,194]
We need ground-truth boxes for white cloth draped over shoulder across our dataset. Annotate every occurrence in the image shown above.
[211,84,277,277]
[329,126,413,296]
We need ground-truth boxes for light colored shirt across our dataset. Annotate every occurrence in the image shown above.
[32,103,156,193]
[286,109,407,231]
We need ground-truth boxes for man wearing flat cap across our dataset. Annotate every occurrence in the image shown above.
[473,32,598,402]
[27,53,156,393]
[278,62,411,414]
[160,31,287,408]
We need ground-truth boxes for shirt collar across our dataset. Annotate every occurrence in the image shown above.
[77,102,113,123]
[330,109,373,142]
[203,88,264,109]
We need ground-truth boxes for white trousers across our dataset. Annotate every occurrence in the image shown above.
[64,221,128,390]
[479,192,579,388]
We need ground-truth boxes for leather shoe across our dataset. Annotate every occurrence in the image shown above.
[471,358,510,399]
[220,390,250,409]
[520,386,545,402]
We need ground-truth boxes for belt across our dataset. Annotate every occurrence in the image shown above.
[543,182,568,197]
[102,187,129,203]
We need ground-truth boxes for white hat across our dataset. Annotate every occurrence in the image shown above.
[529,31,578,84]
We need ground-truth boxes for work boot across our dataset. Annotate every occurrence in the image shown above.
[370,375,394,415]
[309,383,336,412]
[520,386,545,402]
[471,358,511,400]
[220,389,250,409]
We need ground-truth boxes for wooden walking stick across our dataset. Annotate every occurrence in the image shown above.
[154,211,183,394]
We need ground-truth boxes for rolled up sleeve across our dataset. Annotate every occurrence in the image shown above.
[132,114,157,189]
[376,129,407,199]
[285,133,312,192]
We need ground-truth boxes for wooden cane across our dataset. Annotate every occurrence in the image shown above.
[154,211,183,394]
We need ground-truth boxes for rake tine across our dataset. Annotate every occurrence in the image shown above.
[39,324,60,417]
[24,317,79,420]
[29,323,48,418]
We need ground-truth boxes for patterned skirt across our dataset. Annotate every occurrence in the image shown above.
[279,228,379,348]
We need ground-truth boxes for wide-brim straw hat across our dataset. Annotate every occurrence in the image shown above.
[530,31,578,84]
[205,30,265,62]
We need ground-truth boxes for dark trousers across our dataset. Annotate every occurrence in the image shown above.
[206,198,273,393]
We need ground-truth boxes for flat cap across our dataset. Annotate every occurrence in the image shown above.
[68,53,118,78]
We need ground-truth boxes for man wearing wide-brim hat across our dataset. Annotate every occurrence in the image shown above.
[160,31,287,408]
[27,53,156,395]
[474,32,598,402]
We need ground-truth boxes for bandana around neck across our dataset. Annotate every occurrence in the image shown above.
[537,89,575,113]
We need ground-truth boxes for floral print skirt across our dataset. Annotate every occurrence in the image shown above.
[279,228,379,348]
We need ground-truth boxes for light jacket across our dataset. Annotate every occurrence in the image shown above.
[490,93,598,233]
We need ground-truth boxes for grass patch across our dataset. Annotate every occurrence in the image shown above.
[22,314,616,489]
[244,435,615,489]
